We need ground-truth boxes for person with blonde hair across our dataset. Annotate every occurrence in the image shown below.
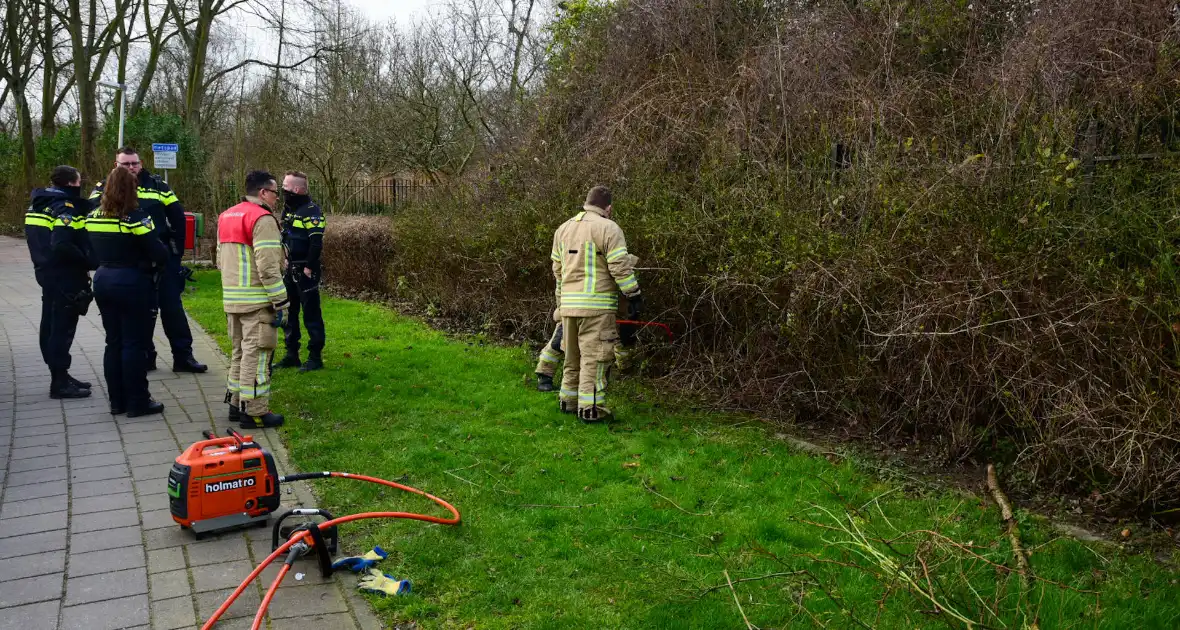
[85,167,169,416]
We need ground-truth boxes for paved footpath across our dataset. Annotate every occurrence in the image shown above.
[0,236,381,630]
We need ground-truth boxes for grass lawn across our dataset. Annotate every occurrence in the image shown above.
[184,271,1180,629]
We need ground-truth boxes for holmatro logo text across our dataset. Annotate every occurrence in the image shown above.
[205,477,256,493]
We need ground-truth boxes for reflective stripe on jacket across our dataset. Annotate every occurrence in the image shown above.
[217,198,288,313]
[551,204,640,317]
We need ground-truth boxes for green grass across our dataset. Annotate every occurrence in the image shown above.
[184,271,1180,629]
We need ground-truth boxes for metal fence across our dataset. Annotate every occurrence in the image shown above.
[194,179,435,218]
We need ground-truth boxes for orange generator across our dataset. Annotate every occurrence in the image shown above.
[168,429,281,538]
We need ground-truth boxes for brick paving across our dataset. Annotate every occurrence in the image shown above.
[0,236,381,630]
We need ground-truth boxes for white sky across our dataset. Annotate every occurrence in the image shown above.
[344,0,437,26]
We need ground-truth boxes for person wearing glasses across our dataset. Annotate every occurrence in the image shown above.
[216,170,289,429]
[89,147,208,374]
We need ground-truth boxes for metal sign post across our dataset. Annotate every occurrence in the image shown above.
[152,143,179,183]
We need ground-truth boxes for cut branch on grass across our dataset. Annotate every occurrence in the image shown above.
[987,464,1033,594]
[642,478,713,516]
[724,569,759,630]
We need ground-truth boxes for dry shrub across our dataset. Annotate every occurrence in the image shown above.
[322,0,1180,513]
[320,215,396,294]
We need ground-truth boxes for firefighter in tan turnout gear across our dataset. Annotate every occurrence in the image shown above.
[217,170,289,429]
[550,186,641,422]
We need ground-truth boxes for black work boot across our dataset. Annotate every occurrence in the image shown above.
[536,373,555,392]
[228,404,242,421]
[50,374,91,399]
[240,412,285,429]
[67,374,92,389]
[127,399,165,417]
[299,350,323,372]
[578,406,614,424]
[173,356,208,373]
[275,352,302,369]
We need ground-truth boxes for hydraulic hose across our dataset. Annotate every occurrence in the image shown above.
[201,471,461,630]
[252,563,290,630]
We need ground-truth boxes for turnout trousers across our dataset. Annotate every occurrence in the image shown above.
[282,267,325,354]
[93,268,155,410]
[226,307,278,416]
[558,313,618,413]
[536,322,633,378]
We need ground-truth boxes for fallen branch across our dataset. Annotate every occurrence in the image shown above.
[642,478,713,516]
[698,571,808,597]
[986,464,1034,594]
[516,503,597,509]
[724,569,758,630]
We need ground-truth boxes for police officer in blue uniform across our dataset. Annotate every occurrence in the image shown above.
[24,165,96,399]
[90,147,207,374]
[87,167,169,417]
[274,170,326,372]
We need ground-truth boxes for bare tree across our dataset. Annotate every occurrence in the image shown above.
[3,0,42,188]
[58,0,136,175]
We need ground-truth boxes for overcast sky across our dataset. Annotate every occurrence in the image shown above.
[344,0,436,25]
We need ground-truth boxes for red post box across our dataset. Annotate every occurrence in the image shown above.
[184,212,196,250]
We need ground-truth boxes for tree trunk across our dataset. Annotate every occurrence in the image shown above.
[6,0,37,189]
[182,7,215,136]
[65,0,100,176]
[39,0,59,137]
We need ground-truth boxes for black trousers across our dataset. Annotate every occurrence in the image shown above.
[94,268,155,410]
[36,275,81,378]
[148,253,194,363]
[283,266,325,354]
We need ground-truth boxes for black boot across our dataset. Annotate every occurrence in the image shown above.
[173,356,208,373]
[536,373,555,392]
[276,352,302,369]
[299,350,323,372]
[50,374,91,399]
[240,412,285,429]
[67,374,92,389]
[228,404,242,421]
[127,399,165,417]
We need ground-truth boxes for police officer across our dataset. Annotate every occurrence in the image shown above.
[24,165,95,399]
[274,170,326,372]
[90,147,208,374]
[86,167,169,417]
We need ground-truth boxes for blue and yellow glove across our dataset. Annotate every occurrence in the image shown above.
[330,546,388,573]
[358,567,411,596]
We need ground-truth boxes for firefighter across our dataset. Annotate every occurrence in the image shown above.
[24,165,96,399]
[550,186,642,422]
[90,147,208,374]
[535,312,638,392]
[274,170,326,372]
[86,167,169,416]
[217,170,289,429]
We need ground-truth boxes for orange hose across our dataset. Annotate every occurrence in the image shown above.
[252,563,290,630]
[201,472,460,629]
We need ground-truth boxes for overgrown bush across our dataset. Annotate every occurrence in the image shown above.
[320,216,397,294]
[326,0,1180,514]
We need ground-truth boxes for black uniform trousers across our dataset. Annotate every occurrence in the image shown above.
[147,253,195,363]
[283,266,325,354]
[94,268,155,410]
[35,270,82,377]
